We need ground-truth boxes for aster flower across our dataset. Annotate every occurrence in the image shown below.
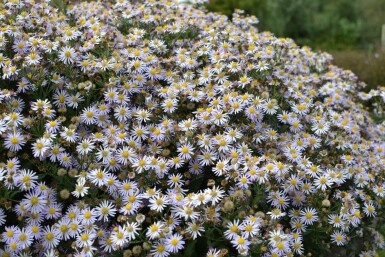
[12,39,29,54]
[146,221,164,240]
[263,99,279,115]
[66,92,84,108]
[87,168,108,187]
[311,119,330,135]
[177,142,195,160]
[185,222,204,239]
[161,98,178,113]
[207,186,225,204]
[76,138,95,155]
[80,208,97,226]
[175,205,199,221]
[240,220,260,238]
[110,225,130,247]
[167,173,185,188]
[363,202,376,217]
[60,127,79,143]
[17,228,33,249]
[55,218,71,241]
[15,169,38,191]
[3,226,20,244]
[149,194,169,212]
[32,138,51,158]
[125,222,140,241]
[224,220,241,240]
[267,208,286,220]
[271,240,290,256]
[95,200,117,222]
[373,185,385,197]
[26,51,42,65]
[80,106,99,125]
[231,235,251,251]
[315,174,332,191]
[58,46,76,64]
[76,231,96,248]
[4,130,25,151]
[300,207,318,225]
[331,231,347,246]
[206,248,221,257]
[23,192,47,214]
[42,226,60,249]
[165,233,185,253]
[72,180,89,198]
[151,240,170,257]
[290,218,307,233]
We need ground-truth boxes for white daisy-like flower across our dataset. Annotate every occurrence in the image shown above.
[146,221,164,240]
[165,233,185,253]
[125,222,140,241]
[231,235,251,251]
[149,194,169,213]
[76,138,95,155]
[111,225,130,247]
[178,118,197,131]
[62,28,81,41]
[32,138,51,158]
[186,222,204,240]
[16,227,33,249]
[72,180,89,198]
[15,169,38,191]
[76,231,96,248]
[177,142,195,160]
[267,208,286,220]
[263,99,279,114]
[331,231,346,246]
[311,119,330,135]
[300,207,318,225]
[95,200,117,222]
[161,98,178,113]
[58,46,76,64]
[23,192,47,214]
[151,239,169,257]
[60,127,78,143]
[87,168,108,187]
[42,226,60,249]
[4,130,25,152]
[363,202,376,217]
[314,174,332,191]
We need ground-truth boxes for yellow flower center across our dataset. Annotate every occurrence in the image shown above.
[170,238,179,246]
[10,137,19,144]
[45,233,54,241]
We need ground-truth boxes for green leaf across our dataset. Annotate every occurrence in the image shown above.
[184,239,197,257]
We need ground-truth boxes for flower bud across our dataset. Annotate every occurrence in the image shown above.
[322,199,330,207]
[123,250,132,257]
[60,189,70,200]
[132,245,142,256]
[57,168,67,176]
[143,242,151,251]
[224,200,234,211]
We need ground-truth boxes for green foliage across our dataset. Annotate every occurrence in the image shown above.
[206,0,385,87]
[331,51,385,88]
[380,224,385,257]
[206,0,385,51]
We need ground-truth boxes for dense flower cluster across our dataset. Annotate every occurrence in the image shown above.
[0,0,384,256]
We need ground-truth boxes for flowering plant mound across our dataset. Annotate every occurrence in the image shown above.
[0,0,384,256]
